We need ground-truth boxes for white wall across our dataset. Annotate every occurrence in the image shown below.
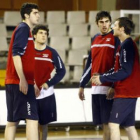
[0,88,140,125]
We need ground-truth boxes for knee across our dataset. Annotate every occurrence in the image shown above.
[103,124,110,133]
[7,121,19,127]
[108,123,119,130]
[26,119,38,128]
[103,124,109,130]
[124,126,135,132]
[39,124,48,132]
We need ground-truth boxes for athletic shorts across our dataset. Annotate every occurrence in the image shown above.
[37,94,57,125]
[92,94,113,125]
[6,84,38,122]
[109,98,137,127]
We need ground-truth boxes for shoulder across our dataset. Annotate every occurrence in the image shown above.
[123,38,133,47]
[91,33,100,42]
[121,38,135,53]
[15,22,30,33]
[46,46,58,55]
[114,36,120,45]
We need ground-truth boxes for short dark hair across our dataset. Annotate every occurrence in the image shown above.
[116,17,134,35]
[32,24,49,37]
[20,3,39,20]
[96,11,112,23]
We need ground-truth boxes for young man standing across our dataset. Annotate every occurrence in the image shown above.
[92,17,140,140]
[32,25,66,140]
[78,11,120,140]
[5,3,40,140]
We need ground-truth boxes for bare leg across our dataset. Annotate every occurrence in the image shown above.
[109,123,120,140]
[4,121,19,140]
[103,124,110,140]
[125,126,139,140]
[39,124,48,140]
[26,119,38,140]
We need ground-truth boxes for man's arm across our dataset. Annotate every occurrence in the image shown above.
[100,41,135,83]
[42,49,66,89]
[13,56,28,95]
[12,26,29,94]
[79,51,92,88]
[78,51,92,100]
[92,40,135,84]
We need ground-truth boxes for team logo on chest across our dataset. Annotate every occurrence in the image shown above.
[106,38,111,42]
[43,54,49,57]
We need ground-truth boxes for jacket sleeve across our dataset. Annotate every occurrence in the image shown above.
[100,41,135,83]
[12,26,29,56]
[100,36,120,80]
[46,50,66,87]
[79,51,92,88]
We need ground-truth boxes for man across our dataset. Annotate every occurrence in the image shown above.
[92,17,140,140]
[32,25,66,140]
[78,11,120,140]
[5,3,40,140]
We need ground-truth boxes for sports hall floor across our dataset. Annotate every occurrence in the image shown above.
[0,126,140,140]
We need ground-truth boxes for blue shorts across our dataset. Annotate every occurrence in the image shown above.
[6,84,38,122]
[109,98,137,127]
[37,94,57,125]
[92,94,113,125]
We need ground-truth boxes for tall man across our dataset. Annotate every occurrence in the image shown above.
[32,25,66,140]
[92,17,140,140]
[78,11,120,140]
[5,3,40,140]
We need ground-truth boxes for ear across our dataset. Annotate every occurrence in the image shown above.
[34,35,37,39]
[24,13,29,19]
[120,26,124,32]
[96,22,99,27]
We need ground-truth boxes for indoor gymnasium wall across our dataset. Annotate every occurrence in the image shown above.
[0,0,139,18]
[0,0,97,18]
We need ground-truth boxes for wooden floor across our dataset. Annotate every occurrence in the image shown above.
[0,126,140,140]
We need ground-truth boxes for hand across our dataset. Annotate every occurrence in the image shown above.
[91,75,102,85]
[34,84,40,97]
[106,87,114,100]
[41,83,49,90]
[19,78,28,95]
[78,87,85,100]
[90,72,99,83]
[93,73,99,76]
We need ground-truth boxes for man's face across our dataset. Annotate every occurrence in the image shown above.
[113,20,121,37]
[34,29,47,44]
[29,9,40,25]
[97,17,111,34]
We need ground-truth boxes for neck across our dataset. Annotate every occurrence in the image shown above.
[35,42,46,50]
[107,28,112,33]
[119,34,130,43]
[23,20,33,29]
